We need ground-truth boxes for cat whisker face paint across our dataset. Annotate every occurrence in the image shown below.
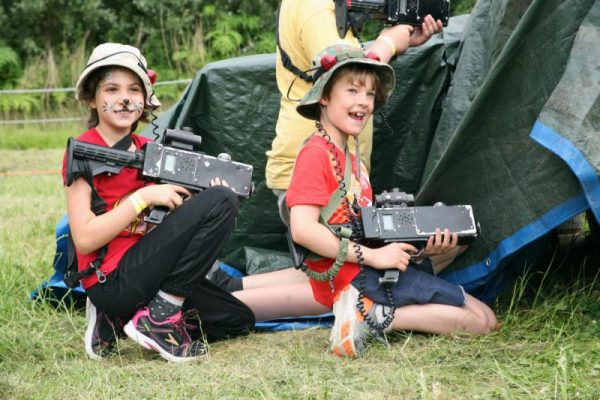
[102,100,117,113]
[102,100,144,115]
[91,67,147,134]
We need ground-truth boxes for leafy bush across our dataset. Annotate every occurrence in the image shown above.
[0,0,475,117]
[0,44,21,88]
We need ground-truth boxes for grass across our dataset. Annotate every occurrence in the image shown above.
[0,118,169,151]
[0,121,83,150]
[1,140,599,399]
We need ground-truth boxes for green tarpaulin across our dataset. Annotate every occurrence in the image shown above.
[145,14,469,257]
[144,0,599,300]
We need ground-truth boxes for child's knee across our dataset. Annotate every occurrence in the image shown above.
[212,186,239,211]
[461,312,492,334]
[194,186,239,215]
[478,301,498,332]
[476,314,495,334]
[486,309,499,331]
[463,297,497,334]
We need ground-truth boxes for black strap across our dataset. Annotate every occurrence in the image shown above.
[113,133,133,150]
[335,0,352,38]
[275,5,314,83]
[63,134,134,288]
[84,134,132,215]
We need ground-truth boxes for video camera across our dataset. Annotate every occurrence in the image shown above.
[66,127,254,224]
[286,188,478,268]
[336,0,450,38]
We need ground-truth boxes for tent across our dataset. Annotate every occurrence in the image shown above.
[35,0,600,310]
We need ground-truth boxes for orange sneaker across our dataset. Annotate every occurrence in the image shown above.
[329,284,379,358]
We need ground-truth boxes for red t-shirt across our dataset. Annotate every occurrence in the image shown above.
[286,134,372,308]
[61,128,153,289]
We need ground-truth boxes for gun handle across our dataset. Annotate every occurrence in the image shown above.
[378,269,400,287]
[143,206,169,224]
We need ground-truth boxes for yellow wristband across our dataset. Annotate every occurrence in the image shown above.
[129,192,147,214]
[379,35,397,57]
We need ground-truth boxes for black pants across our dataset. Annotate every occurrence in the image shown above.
[87,186,255,341]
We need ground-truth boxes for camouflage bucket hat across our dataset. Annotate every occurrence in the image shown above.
[296,44,395,121]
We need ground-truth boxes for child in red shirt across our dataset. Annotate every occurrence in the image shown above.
[286,44,498,358]
[65,43,253,362]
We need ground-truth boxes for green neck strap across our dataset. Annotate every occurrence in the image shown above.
[319,145,352,226]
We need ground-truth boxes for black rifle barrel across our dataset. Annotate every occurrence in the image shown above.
[69,138,144,170]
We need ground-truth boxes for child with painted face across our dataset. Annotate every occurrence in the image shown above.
[64,43,253,362]
[286,44,498,358]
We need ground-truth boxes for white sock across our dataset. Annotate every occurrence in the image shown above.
[374,304,395,333]
[157,290,184,307]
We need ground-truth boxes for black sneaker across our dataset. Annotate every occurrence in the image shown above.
[182,308,206,342]
[124,306,208,363]
[84,298,126,360]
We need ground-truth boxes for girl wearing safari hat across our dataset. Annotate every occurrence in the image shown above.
[63,43,253,363]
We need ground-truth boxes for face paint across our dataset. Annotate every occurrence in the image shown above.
[96,72,114,94]
[133,102,144,114]
[92,68,146,135]
[102,101,117,113]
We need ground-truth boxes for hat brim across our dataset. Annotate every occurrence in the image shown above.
[296,58,395,121]
[75,54,160,109]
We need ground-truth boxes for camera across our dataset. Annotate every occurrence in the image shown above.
[347,0,450,26]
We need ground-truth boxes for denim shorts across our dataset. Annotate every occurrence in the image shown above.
[351,259,466,308]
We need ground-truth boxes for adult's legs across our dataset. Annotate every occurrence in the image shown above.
[233,281,329,321]
[230,267,329,321]
[228,189,330,321]
[241,267,309,289]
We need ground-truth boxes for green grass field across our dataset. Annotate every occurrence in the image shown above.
[0,129,599,399]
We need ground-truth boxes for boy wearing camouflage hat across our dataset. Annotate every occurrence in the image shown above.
[286,44,498,358]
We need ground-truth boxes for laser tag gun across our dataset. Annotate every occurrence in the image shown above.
[339,188,479,248]
[286,188,478,268]
[336,0,450,38]
[65,127,254,224]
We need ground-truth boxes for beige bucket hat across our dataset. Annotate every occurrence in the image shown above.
[75,43,160,108]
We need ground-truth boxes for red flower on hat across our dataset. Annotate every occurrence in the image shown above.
[365,51,381,61]
[320,54,337,72]
[147,69,157,85]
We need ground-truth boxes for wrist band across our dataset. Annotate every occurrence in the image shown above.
[129,192,147,214]
[379,35,397,56]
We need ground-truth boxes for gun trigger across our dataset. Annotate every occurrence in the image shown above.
[379,269,399,287]
[410,248,427,264]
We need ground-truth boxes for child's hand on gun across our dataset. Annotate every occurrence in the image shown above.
[364,242,419,272]
[423,228,458,257]
[209,177,229,187]
[137,184,191,210]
